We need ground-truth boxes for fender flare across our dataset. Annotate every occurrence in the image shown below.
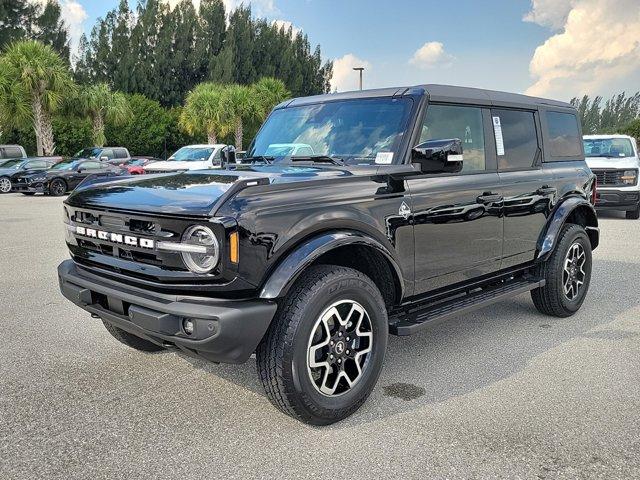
[259,231,405,300]
[537,196,599,260]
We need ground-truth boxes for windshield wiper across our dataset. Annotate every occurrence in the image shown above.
[244,155,275,165]
[289,155,345,166]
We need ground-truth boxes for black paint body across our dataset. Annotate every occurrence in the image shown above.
[58,84,599,364]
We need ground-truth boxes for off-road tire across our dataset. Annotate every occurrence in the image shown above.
[101,320,165,352]
[256,265,388,425]
[531,223,592,317]
[626,205,640,220]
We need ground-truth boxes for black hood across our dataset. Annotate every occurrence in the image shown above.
[65,165,356,216]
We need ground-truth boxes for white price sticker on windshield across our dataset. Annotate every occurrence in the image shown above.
[375,152,394,164]
[493,116,505,156]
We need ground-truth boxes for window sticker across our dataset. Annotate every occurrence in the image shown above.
[493,116,505,156]
[375,152,394,164]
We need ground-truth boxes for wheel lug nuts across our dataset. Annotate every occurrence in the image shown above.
[330,341,334,346]
[338,332,343,337]
[337,359,342,364]
[346,337,350,341]
[330,354,334,359]
[346,350,350,355]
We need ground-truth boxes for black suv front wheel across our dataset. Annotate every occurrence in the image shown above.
[256,265,388,425]
[531,223,593,317]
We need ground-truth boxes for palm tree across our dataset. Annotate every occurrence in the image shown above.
[252,77,290,122]
[0,40,75,155]
[77,83,131,147]
[221,84,255,151]
[179,83,226,144]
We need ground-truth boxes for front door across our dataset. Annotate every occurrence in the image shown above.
[407,103,504,295]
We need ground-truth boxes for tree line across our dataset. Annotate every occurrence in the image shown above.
[0,0,331,157]
[75,0,332,107]
[570,92,640,138]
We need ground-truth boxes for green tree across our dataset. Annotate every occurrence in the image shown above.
[179,82,226,143]
[0,40,75,155]
[252,77,290,122]
[76,83,131,147]
[0,0,36,50]
[105,94,172,157]
[34,0,69,62]
[221,84,255,150]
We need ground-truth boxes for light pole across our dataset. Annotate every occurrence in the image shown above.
[353,67,364,90]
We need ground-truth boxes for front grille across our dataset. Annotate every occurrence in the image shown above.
[592,169,636,187]
[66,206,186,272]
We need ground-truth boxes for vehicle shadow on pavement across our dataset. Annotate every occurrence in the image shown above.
[179,257,639,428]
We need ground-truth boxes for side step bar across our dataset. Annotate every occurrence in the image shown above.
[389,277,545,336]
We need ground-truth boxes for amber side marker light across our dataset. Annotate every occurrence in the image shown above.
[229,231,239,264]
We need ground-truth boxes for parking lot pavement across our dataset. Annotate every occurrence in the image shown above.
[1,192,639,480]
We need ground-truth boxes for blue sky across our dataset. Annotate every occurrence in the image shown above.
[60,0,640,101]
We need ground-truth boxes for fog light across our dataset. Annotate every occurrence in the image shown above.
[183,318,195,335]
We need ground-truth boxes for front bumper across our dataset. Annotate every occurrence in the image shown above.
[595,189,639,211]
[58,259,277,364]
[11,182,44,193]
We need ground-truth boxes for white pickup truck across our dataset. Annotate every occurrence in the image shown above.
[144,144,226,173]
[584,134,640,220]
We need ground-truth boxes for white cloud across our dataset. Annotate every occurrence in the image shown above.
[272,19,302,36]
[409,42,454,69]
[28,0,88,54]
[525,0,640,98]
[222,0,277,16]
[331,53,371,92]
[523,0,575,30]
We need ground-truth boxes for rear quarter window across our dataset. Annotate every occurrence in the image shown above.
[546,112,582,157]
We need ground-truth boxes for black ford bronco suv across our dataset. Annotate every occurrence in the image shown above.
[58,85,598,425]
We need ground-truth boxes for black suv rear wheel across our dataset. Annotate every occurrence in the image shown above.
[256,265,388,425]
[531,223,592,317]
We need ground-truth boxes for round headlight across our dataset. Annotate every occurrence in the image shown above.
[181,225,219,274]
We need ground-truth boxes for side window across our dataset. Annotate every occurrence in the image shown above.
[81,161,102,170]
[27,161,46,169]
[115,149,128,159]
[546,112,582,157]
[492,109,539,171]
[3,147,23,158]
[100,149,114,159]
[419,104,486,172]
[212,149,222,160]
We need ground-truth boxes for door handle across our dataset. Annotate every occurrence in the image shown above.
[536,186,557,195]
[477,192,503,204]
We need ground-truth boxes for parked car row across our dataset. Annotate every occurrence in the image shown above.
[0,145,165,196]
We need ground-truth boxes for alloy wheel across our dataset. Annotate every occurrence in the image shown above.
[307,299,373,396]
[50,180,66,196]
[0,177,11,193]
[563,242,586,301]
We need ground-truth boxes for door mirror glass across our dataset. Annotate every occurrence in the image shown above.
[220,145,236,167]
[412,138,464,174]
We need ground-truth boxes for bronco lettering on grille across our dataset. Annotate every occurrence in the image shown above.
[75,226,154,249]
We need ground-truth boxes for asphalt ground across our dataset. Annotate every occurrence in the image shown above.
[1,192,639,479]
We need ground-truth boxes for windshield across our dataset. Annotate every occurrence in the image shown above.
[583,138,635,158]
[169,147,214,162]
[0,159,23,169]
[75,148,101,158]
[248,98,414,165]
[51,161,77,171]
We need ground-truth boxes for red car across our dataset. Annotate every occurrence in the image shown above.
[115,157,162,174]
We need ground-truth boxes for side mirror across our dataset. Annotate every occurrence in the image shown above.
[412,138,464,174]
[220,145,236,168]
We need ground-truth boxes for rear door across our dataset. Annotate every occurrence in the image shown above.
[407,103,504,294]
[492,108,554,268]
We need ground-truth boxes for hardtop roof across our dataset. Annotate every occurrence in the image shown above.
[283,84,573,110]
